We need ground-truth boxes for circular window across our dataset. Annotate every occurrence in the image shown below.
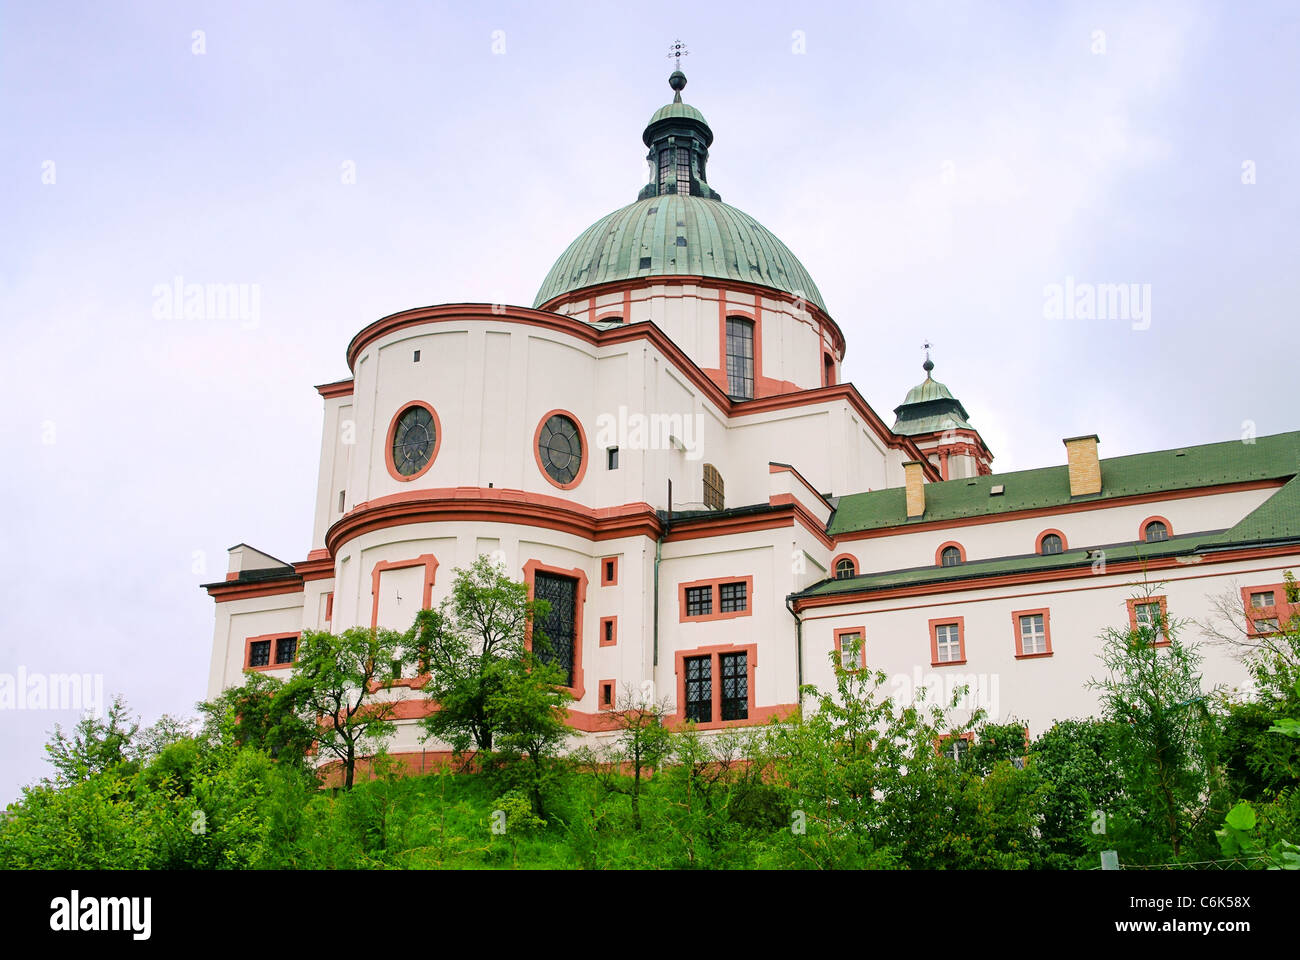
[536,412,585,488]
[389,404,438,479]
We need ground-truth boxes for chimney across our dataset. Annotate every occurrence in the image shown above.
[1063,435,1101,497]
[904,460,926,518]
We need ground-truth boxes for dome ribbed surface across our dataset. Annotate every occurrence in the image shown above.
[534,195,827,312]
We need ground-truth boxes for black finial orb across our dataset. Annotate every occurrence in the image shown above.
[923,357,934,374]
[669,70,687,92]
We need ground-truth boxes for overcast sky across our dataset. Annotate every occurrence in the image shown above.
[1,0,1296,803]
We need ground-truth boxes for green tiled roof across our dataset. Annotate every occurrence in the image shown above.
[534,195,827,311]
[799,533,1212,599]
[829,431,1300,536]
[1201,473,1300,548]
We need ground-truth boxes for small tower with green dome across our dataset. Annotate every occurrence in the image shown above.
[892,347,994,479]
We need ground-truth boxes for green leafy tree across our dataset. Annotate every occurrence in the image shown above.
[44,693,139,784]
[198,670,316,766]
[1088,586,1226,860]
[410,555,556,756]
[487,657,573,818]
[284,626,405,789]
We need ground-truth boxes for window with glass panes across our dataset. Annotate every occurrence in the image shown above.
[940,546,962,566]
[533,571,578,686]
[248,640,271,668]
[725,318,755,399]
[719,652,748,720]
[1040,533,1063,555]
[1144,520,1168,542]
[934,622,962,663]
[719,580,747,614]
[838,631,862,670]
[274,635,297,664]
[835,558,856,579]
[1251,591,1276,608]
[1018,614,1047,655]
[684,655,711,722]
[685,585,712,618]
[675,147,691,196]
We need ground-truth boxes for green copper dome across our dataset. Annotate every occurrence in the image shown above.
[892,357,974,436]
[647,101,710,128]
[533,71,826,313]
[534,194,827,311]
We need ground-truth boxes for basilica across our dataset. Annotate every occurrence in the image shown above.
[204,71,1300,764]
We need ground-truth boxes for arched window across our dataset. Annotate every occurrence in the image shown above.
[1144,520,1169,543]
[940,546,963,567]
[703,464,724,511]
[725,317,755,399]
[1040,533,1063,555]
[823,353,836,387]
[834,557,856,579]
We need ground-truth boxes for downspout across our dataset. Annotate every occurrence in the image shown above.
[654,479,672,668]
[785,594,803,698]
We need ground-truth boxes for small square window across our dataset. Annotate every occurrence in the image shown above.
[601,682,614,708]
[1251,591,1276,608]
[274,636,297,664]
[248,640,271,668]
[685,586,712,618]
[1254,617,1279,633]
[607,447,619,470]
[719,581,747,613]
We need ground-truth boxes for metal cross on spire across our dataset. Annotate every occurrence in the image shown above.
[667,39,689,101]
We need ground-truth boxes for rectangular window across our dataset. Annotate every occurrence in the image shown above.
[600,616,617,647]
[413,349,421,362]
[274,636,297,664]
[1255,617,1279,633]
[1128,597,1170,646]
[658,148,673,193]
[719,580,747,614]
[1251,591,1275,608]
[837,630,863,670]
[931,620,964,665]
[685,585,713,618]
[719,652,748,720]
[601,557,618,586]
[533,571,578,686]
[607,446,619,470]
[1019,614,1047,655]
[725,317,755,399]
[600,681,614,709]
[338,490,346,513]
[248,640,271,668]
[676,147,691,196]
[684,655,712,723]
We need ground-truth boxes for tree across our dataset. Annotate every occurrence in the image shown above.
[1088,584,1226,860]
[577,685,673,830]
[283,627,405,789]
[198,670,315,766]
[487,656,573,818]
[44,694,139,784]
[760,635,980,868]
[409,555,555,756]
